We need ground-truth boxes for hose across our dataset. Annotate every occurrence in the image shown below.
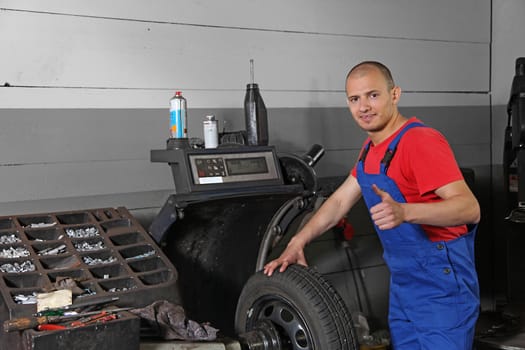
[255,196,307,271]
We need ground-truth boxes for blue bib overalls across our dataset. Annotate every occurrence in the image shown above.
[356,123,480,349]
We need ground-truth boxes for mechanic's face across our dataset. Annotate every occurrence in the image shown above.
[346,67,400,137]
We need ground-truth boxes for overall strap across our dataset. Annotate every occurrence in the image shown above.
[359,141,372,163]
[379,122,426,174]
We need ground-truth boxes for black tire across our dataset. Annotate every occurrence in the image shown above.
[235,264,358,350]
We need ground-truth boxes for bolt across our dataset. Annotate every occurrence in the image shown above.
[83,255,117,265]
[0,260,35,273]
[0,246,30,258]
[74,241,105,252]
[38,244,67,255]
[125,250,155,260]
[66,226,99,238]
[0,234,21,244]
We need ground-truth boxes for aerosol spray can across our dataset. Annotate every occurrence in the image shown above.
[169,91,187,138]
[244,59,268,146]
[203,115,219,149]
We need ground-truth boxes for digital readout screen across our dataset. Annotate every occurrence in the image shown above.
[225,157,269,176]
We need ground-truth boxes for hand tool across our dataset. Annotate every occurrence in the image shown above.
[37,324,67,331]
[70,313,118,327]
[4,307,132,332]
[35,296,120,316]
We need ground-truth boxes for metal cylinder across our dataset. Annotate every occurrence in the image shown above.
[302,144,325,167]
[203,115,219,149]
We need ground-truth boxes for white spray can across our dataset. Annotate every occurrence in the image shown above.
[203,115,218,148]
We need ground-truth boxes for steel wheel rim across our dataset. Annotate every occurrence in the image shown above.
[248,296,314,350]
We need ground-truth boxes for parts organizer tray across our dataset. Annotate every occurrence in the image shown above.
[0,207,178,349]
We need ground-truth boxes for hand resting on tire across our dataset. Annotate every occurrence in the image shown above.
[263,235,308,276]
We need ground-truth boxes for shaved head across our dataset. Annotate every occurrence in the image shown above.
[346,61,395,91]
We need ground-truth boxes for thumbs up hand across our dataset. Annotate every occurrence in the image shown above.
[370,184,405,230]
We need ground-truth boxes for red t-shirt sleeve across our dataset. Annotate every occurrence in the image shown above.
[401,127,463,196]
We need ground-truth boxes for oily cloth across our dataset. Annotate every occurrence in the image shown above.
[131,300,218,341]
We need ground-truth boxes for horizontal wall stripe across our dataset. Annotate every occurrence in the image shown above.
[0,0,490,43]
[0,9,489,109]
[0,190,170,218]
[0,107,489,164]
[0,105,489,204]
[0,88,489,109]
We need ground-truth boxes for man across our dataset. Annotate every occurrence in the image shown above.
[263,61,480,349]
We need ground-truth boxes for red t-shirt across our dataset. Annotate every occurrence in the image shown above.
[351,117,467,241]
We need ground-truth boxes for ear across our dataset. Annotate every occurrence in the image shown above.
[392,86,401,104]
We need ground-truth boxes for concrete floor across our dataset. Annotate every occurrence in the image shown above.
[140,338,241,350]
[475,303,525,349]
[136,303,525,350]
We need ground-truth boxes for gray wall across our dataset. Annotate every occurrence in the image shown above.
[1,0,522,307]
[0,0,491,214]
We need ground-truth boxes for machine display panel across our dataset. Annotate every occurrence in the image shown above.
[188,150,280,185]
[225,157,268,176]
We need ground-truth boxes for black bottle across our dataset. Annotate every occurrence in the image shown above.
[244,59,268,146]
[244,83,268,146]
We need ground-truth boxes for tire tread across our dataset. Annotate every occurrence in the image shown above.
[235,264,358,350]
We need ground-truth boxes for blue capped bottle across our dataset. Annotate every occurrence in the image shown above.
[169,91,187,139]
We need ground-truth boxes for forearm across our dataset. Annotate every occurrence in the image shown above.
[402,195,480,227]
[291,198,349,247]
[291,176,362,247]
[263,175,361,276]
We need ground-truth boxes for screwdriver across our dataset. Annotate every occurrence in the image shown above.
[37,324,67,331]
[70,313,118,327]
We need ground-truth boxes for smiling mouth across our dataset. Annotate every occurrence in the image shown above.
[360,114,375,122]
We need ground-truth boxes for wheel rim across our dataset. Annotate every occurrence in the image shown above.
[246,296,315,350]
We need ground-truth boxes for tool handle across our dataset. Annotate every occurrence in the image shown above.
[4,316,49,332]
[37,324,67,331]
[70,311,107,327]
